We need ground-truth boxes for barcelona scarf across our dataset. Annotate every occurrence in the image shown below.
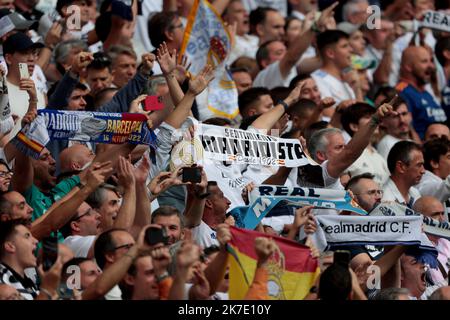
[12,109,157,159]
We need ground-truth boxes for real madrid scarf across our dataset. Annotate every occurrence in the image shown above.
[12,109,157,159]
[229,185,367,230]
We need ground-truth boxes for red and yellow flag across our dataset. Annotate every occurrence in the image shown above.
[227,226,320,300]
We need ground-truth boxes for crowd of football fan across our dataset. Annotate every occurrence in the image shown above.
[0,0,450,301]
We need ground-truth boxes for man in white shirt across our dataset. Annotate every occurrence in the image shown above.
[341,102,389,185]
[61,202,101,258]
[223,0,259,64]
[377,97,413,159]
[311,30,355,118]
[382,141,424,207]
[253,14,317,89]
[3,32,46,137]
[418,137,450,220]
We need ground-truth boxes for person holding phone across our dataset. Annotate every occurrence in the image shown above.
[2,32,46,137]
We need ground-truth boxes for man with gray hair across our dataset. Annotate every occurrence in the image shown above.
[106,45,138,89]
[54,39,88,80]
[341,0,369,25]
[373,287,411,300]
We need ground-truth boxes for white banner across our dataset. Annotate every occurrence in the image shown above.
[311,215,428,252]
[420,10,450,32]
[170,121,318,167]
[371,202,450,241]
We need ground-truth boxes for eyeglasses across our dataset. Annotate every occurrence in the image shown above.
[170,23,183,30]
[0,171,12,177]
[355,189,383,196]
[72,208,94,221]
[111,243,134,251]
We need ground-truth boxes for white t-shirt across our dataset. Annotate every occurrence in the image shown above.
[344,147,389,186]
[311,69,356,105]
[376,134,401,159]
[63,235,96,258]
[6,79,46,137]
[382,177,421,206]
[191,221,219,249]
[253,60,297,90]
[133,0,163,53]
[203,160,248,211]
[228,34,259,65]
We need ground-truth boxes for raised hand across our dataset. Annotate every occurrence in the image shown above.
[133,153,151,185]
[116,156,135,190]
[317,2,338,31]
[254,237,276,267]
[85,161,113,190]
[156,42,177,75]
[140,53,156,75]
[189,269,211,300]
[151,246,172,276]
[148,170,184,199]
[285,80,306,106]
[21,109,37,128]
[293,205,314,228]
[44,22,63,50]
[187,64,215,96]
[174,54,192,84]
[319,97,336,110]
[71,52,94,76]
[216,223,231,249]
[176,241,201,271]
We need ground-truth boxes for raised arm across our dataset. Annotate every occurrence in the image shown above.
[111,157,136,231]
[47,52,93,110]
[10,79,39,193]
[326,103,395,178]
[156,42,186,106]
[183,167,208,228]
[164,65,214,129]
[99,53,155,113]
[251,81,304,130]
[130,153,152,239]
[31,162,111,240]
[204,224,230,295]
[82,226,151,300]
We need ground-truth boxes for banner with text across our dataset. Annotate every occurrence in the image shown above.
[370,202,450,241]
[311,214,435,253]
[172,122,320,168]
[231,185,367,230]
[420,11,450,32]
[12,110,157,159]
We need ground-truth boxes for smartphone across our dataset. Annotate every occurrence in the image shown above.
[57,283,74,300]
[145,227,169,246]
[182,166,202,183]
[333,250,351,267]
[42,236,58,272]
[144,95,164,111]
[18,63,30,79]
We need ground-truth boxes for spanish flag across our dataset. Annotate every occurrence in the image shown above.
[227,226,320,300]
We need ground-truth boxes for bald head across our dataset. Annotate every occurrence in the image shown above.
[400,46,433,86]
[430,286,450,300]
[59,144,95,173]
[413,196,445,222]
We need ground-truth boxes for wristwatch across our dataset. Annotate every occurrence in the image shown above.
[277,100,289,111]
